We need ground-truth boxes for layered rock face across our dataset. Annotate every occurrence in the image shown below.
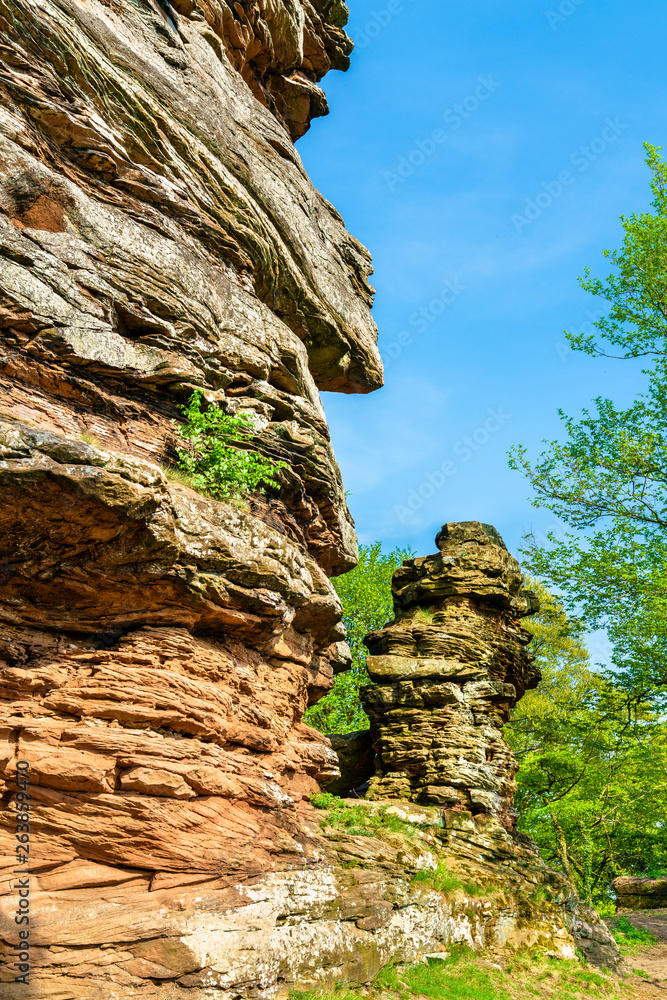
[363,522,540,830]
[354,524,620,971]
[0,0,387,994]
[0,2,621,993]
[614,877,667,911]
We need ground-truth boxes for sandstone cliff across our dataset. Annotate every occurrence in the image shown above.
[0,2,618,995]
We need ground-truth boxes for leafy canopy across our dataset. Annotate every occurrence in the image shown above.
[571,142,667,361]
[305,542,412,734]
[506,582,667,910]
[509,143,667,709]
[173,390,286,502]
[507,144,667,907]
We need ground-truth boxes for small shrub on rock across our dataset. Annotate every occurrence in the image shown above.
[309,794,418,839]
[171,390,287,502]
[411,864,463,895]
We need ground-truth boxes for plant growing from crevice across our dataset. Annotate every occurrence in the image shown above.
[412,606,436,626]
[411,864,493,899]
[169,390,287,502]
[80,430,102,447]
[411,864,463,896]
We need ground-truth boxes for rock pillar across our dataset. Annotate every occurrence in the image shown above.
[362,521,540,831]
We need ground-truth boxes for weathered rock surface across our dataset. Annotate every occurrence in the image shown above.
[0,0,383,992]
[323,729,374,796]
[362,521,540,828]
[614,877,667,911]
[350,523,618,973]
[0,0,620,992]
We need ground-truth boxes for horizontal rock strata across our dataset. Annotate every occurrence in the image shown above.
[0,0,381,994]
[362,521,540,830]
[0,0,621,992]
[0,797,622,996]
[614,876,667,911]
[349,523,617,973]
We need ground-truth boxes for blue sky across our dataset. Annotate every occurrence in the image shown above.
[298,0,665,610]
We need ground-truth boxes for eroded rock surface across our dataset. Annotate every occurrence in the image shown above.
[0,1,620,994]
[0,0,383,993]
[614,877,667,911]
[362,521,540,827]
[353,523,620,973]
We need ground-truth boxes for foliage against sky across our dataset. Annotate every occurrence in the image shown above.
[305,543,411,734]
[511,145,667,713]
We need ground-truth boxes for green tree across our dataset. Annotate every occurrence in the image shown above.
[305,542,412,734]
[507,582,667,910]
[509,143,667,709]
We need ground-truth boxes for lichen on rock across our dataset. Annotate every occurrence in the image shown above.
[362,520,541,828]
[0,1,621,994]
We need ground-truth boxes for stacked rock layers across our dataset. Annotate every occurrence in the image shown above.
[362,521,541,830]
[0,2,621,994]
[613,876,667,911]
[0,0,386,994]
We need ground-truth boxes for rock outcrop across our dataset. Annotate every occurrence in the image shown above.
[0,1,620,994]
[614,877,667,911]
[351,523,619,973]
[0,0,383,993]
[362,521,540,831]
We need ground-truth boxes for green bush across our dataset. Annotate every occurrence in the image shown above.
[305,543,412,734]
[172,390,287,502]
[611,916,657,955]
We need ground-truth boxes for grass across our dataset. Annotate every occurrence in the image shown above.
[375,953,503,999]
[289,948,630,1000]
[160,464,248,508]
[161,464,199,488]
[410,864,490,898]
[528,887,550,904]
[311,796,493,896]
[310,793,420,840]
[412,606,436,625]
[411,864,463,895]
[80,430,102,447]
[610,915,657,956]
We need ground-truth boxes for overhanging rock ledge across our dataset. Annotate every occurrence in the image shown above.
[0,1,619,994]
